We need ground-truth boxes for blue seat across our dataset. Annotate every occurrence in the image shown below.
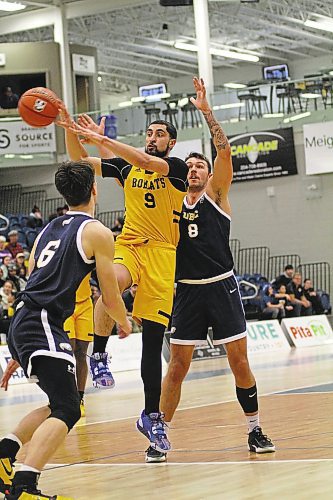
[17,230,27,246]
[25,229,37,249]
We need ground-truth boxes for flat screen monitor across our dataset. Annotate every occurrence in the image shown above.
[0,73,47,110]
[139,83,167,98]
[263,64,289,81]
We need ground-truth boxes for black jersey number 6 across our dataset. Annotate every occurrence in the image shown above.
[144,192,156,208]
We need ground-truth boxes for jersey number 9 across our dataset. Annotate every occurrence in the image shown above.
[144,192,156,209]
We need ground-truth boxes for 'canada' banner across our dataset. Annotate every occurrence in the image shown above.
[0,121,56,155]
[281,315,333,347]
[212,127,297,182]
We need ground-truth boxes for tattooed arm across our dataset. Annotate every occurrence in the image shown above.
[190,77,233,209]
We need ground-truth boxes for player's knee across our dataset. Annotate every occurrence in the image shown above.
[167,358,189,384]
[49,395,81,430]
[230,356,250,379]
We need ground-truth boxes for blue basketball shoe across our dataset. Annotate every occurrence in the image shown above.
[89,353,115,389]
[136,410,171,453]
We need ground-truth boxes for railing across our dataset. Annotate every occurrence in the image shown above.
[98,210,125,229]
[297,262,331,296]
[230,238,240,271]
[237,246,270,278]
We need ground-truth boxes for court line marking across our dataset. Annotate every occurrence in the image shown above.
[44,458,333,468]
[76,381,333,428]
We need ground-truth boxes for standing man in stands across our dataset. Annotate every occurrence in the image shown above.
[0,160,131,499]
[148,78,275,463]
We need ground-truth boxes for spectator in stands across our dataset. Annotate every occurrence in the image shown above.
[0,86,19,109]
[272,264,294,290]
[261,285,286,321]
[0,268,5,288]
[303,279,324,315]
[286,273,312,316]
[15,252,26,273]
[275,284,295,317]
[27,205,43,229]
[48,205,68,222]
[0,255,12,280]
[0,280,15,312]
[0,295,11,344]
[0,236,11,259]
[111,216,124,238]
[6,230,24,258]
[90,283,101,307]
[122,284,141,332]
[7,264,20,292]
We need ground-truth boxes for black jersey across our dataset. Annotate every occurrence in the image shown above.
[176,193,234,281]
[19,211,96,322]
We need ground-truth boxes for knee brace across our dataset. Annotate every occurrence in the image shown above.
[48,394,81,431]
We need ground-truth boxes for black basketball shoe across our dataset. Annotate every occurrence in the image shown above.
[0,458,14,494]
[145,446,167,463]
[248,426,276,453]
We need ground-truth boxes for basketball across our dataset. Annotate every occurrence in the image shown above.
[18,87,62,127]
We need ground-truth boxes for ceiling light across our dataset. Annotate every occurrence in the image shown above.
[219,102,244,109]
[283,112,311,123]
[174,42,259,62]
[131,96,146,103]
[178,97,189,107]
[224,83,247,89]
[118,101,133,108]
[300,93,321,99]
[19,154,34,159]
[0,1,26,11]
[97,76,102,82]
[263,113,284,118]
[230,118,239,123]
[304,17,333,33]
[4,154,15,159]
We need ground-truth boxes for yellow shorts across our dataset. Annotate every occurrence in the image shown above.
[64,298,94,342]
[114,240,176,327]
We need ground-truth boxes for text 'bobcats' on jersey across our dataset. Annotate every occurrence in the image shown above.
[176,192,234,282]
[19,212,96,322]
[101,157,188,247]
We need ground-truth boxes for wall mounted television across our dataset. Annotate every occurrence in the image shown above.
[263,64,289,81]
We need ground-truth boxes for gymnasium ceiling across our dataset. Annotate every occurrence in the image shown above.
[0,0,333,92]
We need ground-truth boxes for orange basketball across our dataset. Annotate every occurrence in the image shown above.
[18,87,62,127]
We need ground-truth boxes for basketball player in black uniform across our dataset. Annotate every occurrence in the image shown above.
[0,161,131,499]
[147,78,275,462]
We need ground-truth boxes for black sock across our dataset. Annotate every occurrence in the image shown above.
[92,334,109,354]
[141,320,165,415]
[0,438,20,461]
[12,471,39,492]
[78,390,84,400]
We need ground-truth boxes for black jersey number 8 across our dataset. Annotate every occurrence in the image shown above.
[36,240,61,268]
[144,192,156,208]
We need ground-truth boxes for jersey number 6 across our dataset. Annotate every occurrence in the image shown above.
[36,240,61,268]
[144,192,156,208]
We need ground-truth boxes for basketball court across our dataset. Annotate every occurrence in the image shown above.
[1,342,332,499]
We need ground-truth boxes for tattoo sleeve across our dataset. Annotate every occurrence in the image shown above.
[203,110,229,151]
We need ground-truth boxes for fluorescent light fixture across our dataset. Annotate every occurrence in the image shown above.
[213,105,220,111]
[220,102,244,109]
[118,101,133,108]
[283,112,311,123]
[330,70,333,76]
[224,82,247,89]
[19,154,33,159]
[0,1,26,11]
[97,76,102,82]
[174,42,259,62]
[300,93,321,99]
[230,118,239,123]
[263,113,284,118]
[145,92,171,102]
[178,97,189,107]
[304,18,333,33]
[4,154,15,159]
[131,96,146,103]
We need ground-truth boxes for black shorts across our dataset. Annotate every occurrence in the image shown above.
[7,303,75,378]
[171,275,247,346]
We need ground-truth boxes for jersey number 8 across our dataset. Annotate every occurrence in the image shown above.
[188,224,198,238]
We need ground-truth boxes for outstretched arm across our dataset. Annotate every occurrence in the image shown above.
[190,77,233,199]
[78,114,115,159]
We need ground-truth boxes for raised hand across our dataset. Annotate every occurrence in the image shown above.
[78,114,106,135]
[69,122,105,146]
[190,77,211,113]
[0,358,20,391]
[55,104,75,129]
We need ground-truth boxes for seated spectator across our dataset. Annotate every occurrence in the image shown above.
[111,217,124,238]
[0,255,12,280]
[0,295,11,344]
[90,282,101,307]
[303,279,324,315]
[261,285,286,321]
[7,264,20,292]
[0,86,19,109]
[6,230,24,258]
[275,284,295,317]
[0,235,11,259]
[122,284,141,332]
[18,266,28,291]
[27,205,43,229]
[286,273,312,316]
[48,205,68,222]
[0,267,5,288]
[272,264,294,290]
[0,280,15,313]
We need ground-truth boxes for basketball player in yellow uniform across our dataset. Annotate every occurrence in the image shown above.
[64,274,93,417]
[58,108,188,454]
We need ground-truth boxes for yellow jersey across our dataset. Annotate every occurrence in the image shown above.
[75,273,92,303]
[101,157,188,247]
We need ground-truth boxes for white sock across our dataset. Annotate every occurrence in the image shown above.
[20,465,41,474]
[5,433,22,448]
[246,414,259,433]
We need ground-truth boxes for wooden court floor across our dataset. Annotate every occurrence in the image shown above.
[1,344,332,499]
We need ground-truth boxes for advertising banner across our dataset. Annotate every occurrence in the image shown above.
[212,127,297,182]
[0,121,56,155]
[281,315,333,347]
[303,121,333,175]
[0,346,27,385]
[247,320,291,353]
